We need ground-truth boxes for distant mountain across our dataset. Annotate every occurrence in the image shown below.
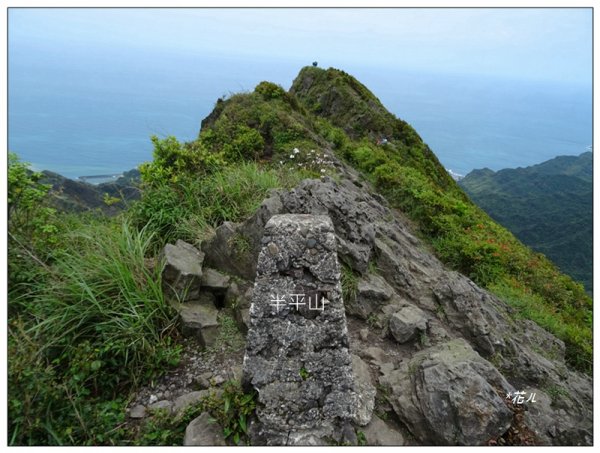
[459,152,592,293]
[39,168,140,214]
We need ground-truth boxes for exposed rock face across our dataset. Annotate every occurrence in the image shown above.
[184,412,226,446]
[194,175,592,446]
[362,415,405,446]
[242,214,359,445]
[161,239,205,302]
[351,355,375,426]
[159,241,243,347]
[380,339,514,445]
[388,304,428,344]
[179,303,219,347]
[200,268,231,294]
[346,273,394,319]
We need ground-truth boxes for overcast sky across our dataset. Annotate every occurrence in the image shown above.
[9,7,592,86]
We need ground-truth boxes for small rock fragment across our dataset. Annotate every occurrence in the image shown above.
[129,404,146,419]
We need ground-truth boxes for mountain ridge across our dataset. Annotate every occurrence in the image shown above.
[459,152,592,293]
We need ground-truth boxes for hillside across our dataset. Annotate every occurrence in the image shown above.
[459,152,592,293]
[8,66,592,446]
[39,168,141,214]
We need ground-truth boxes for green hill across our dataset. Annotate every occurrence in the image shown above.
[459,152,592,293]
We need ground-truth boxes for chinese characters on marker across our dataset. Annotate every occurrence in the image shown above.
[505,390,537,404]
[269,293,329,312]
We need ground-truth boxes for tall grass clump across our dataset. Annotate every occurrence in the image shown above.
[9,220,180,445]
[131,157,308,247]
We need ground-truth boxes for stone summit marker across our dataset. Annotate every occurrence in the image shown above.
[242,214,358,445]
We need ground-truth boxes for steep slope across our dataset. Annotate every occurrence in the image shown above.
[459,152,592,292]
[284,66,591,372]
[289,66,455,190]
[168,65,590,372]
[192,163,592,445]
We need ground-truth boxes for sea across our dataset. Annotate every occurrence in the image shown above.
[8,43,592,181]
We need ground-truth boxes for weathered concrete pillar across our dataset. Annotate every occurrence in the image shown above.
[242,214,358,445]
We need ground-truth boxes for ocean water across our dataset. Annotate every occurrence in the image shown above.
[8,43,592,180]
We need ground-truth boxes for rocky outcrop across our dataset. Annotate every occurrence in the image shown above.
[351,355,375,426]
[161,239,204,303]
[138,170,592,446]
[179,303,219,347]
[345,273,394,319]
[361,415,405,446]
[197,174,591,446]
[242,214,364,445]
[379,339,514,445]
[388,304,428,344]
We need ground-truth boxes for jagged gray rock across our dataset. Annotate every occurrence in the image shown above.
[191,175,592,446]
[200,267,231,293]
[242,214,358,445]
[184,412,226,446]
[388,304,428,344]
[201,221,256,280]
[161,239,204,302]
[280,179,379,274]
[380,339,514,445]
[228,283,253,333]
[432,274,506,356]
[345,274,394,319]
[351,355,375,426]
[173,389,223,416]
[201,192,284,281]
[179,303,219,347]
[362,415,405,446]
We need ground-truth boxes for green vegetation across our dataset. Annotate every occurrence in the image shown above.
[209,313,246,354]
[341,263,359,303]
[200,381,257,445]
[356,430,367,446]
[132,146,308,246]
[299,366,310,381]
[126,382,256,445]
[8,217,181,444]
[8,66,593,445]
[459,152,593,293]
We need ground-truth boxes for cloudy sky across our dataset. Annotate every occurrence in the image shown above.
[9,7,592,86]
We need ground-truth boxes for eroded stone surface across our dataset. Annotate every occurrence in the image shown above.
[380,339,514,445]
[389,304,428,344]
[242,214,358,445]
[362,415,405,446]
[161,240,204,302]
[179,303,219,347]
[184,412,226,446]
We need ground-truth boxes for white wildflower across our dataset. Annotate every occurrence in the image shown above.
[289,154,294,159]
[321,169,326,173]
[293,148,300,154]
